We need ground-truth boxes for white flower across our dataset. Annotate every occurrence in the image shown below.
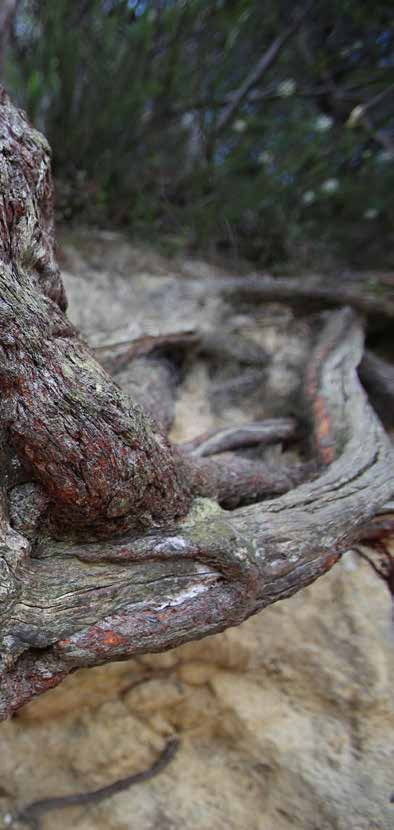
[233,119,247,133]
[277,79,296,98]
[314,115,334,132]
[181,112,194,129]
[258,150,273,165]
[346,105,364,128]
[321,178,339,195]
[302,190,316,205]
[364,208,379,220]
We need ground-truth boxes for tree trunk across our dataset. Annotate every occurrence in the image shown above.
[0,87,393,719]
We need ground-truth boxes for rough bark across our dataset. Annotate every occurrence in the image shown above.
[0,88,393,719]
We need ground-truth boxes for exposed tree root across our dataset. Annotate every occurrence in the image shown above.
[12,738,179,829]
[0,306,392,718]
[95,331,269,434]
[94,331,198,376]
[0,87,393,719]
[219,274,394,324]
[190,453,313,508]
[180,418,297,456]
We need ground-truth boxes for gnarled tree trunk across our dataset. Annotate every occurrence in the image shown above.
[0,87,393,719]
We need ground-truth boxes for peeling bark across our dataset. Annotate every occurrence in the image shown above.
[0,88,393,718]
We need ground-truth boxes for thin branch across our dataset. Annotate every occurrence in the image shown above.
[170,75,392,118]
[359,111,394,154]
[359,82,394,115]
[215,2,316,134]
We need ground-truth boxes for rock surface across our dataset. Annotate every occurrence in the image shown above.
[1,233,393,830]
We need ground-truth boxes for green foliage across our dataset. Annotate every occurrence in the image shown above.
[3,0,394,268]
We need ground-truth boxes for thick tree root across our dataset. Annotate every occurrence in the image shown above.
[0,88,393,718]
[0,308,392,718]
[190,453,313,508]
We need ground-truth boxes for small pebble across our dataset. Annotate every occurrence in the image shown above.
[341,550,359,572]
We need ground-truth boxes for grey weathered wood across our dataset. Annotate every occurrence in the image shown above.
[220,274,394,322]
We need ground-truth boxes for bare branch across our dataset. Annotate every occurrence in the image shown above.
[215,2,316,133]
[358,110,394,154]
